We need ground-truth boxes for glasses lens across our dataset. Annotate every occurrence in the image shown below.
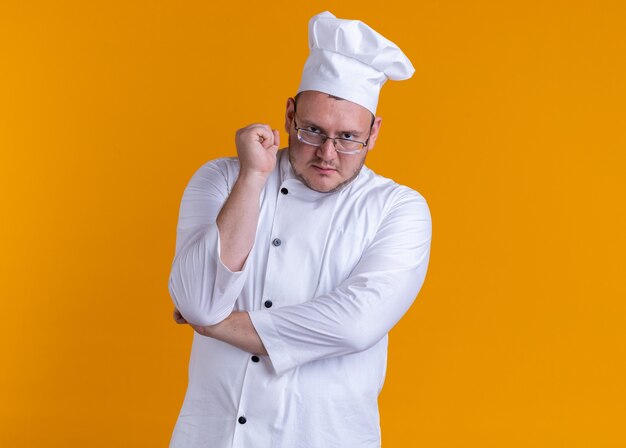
[335,139,363,153]
[298,129,325,146]
[297,129,363,154]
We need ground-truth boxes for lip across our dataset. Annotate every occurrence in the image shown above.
[312,165,337,174]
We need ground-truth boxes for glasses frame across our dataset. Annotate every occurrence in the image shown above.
[292,101,373,155]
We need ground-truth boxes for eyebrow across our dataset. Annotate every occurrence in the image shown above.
[298,118,364,137]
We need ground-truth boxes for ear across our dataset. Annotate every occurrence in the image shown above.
[364,116,383,152]
[285,97,296,134]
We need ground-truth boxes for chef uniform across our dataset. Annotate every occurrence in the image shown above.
[168,11,432,448]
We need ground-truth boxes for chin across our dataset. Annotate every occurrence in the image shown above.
[302,172,358,194]
[302,177,338,193]
[289,149,363,194]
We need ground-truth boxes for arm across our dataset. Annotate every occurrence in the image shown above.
[189,191,431,373]
[216,125,280,271]
[168,124,279,326]
[185,311,268,356]
[253,191,431,374]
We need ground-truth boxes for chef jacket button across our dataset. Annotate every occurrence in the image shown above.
[251,355,260,363]
[272,238,282,247]
[264,300,273,308]
[280,187,288,195]
[238,416,247,424]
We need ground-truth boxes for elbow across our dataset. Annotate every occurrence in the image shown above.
[178,305,230,327]
[339,322,382,354]
[168,272,231,327]
[167,224,246,327]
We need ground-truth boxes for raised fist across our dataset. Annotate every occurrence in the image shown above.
[235,124,280,179]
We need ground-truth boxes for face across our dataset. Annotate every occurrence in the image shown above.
[284,91,382,193]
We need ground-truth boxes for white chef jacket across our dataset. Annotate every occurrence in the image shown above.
[168,148,432,448]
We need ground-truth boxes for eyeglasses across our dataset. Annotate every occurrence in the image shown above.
[292,102,372,155]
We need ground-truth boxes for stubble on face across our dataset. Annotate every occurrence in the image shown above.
[287,132,367,194]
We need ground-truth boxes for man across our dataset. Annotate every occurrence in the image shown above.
[168,11,432,448]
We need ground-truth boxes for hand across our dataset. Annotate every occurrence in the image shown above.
[235,124,280,179]
[173,308,188,324]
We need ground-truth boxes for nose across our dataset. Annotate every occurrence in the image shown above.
[316,138,337,161]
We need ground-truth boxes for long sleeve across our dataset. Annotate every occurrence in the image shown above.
[249,190,432,375]
[168,159,251,326]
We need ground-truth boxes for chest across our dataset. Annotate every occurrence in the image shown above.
[251,177,380,307]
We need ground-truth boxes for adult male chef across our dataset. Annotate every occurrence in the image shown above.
[168,11,432,448]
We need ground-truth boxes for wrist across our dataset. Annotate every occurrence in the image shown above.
[236,171,269,190]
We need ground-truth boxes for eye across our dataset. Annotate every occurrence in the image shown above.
[341,133,354,140]
[307,126,321,133]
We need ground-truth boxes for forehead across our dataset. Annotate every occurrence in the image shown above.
[296,91,372,130]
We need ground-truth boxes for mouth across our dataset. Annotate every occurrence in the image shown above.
[312,164,337,174]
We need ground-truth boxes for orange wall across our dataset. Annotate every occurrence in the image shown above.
[1,1,625,446]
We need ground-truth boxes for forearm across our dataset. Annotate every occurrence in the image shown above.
[216,173,266,271]
[216,123,279,271]
[249,266,426,374]
[194,311,268,356]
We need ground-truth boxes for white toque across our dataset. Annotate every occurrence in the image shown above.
[297,11,415,115]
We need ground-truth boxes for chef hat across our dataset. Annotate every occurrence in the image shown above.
[297,11,415,115]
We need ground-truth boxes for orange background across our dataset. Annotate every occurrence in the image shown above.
[1,1,625,446]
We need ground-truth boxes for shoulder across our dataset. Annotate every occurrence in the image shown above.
[191,156,240,182]
[350,165,431,222]
[185,156,241,193]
